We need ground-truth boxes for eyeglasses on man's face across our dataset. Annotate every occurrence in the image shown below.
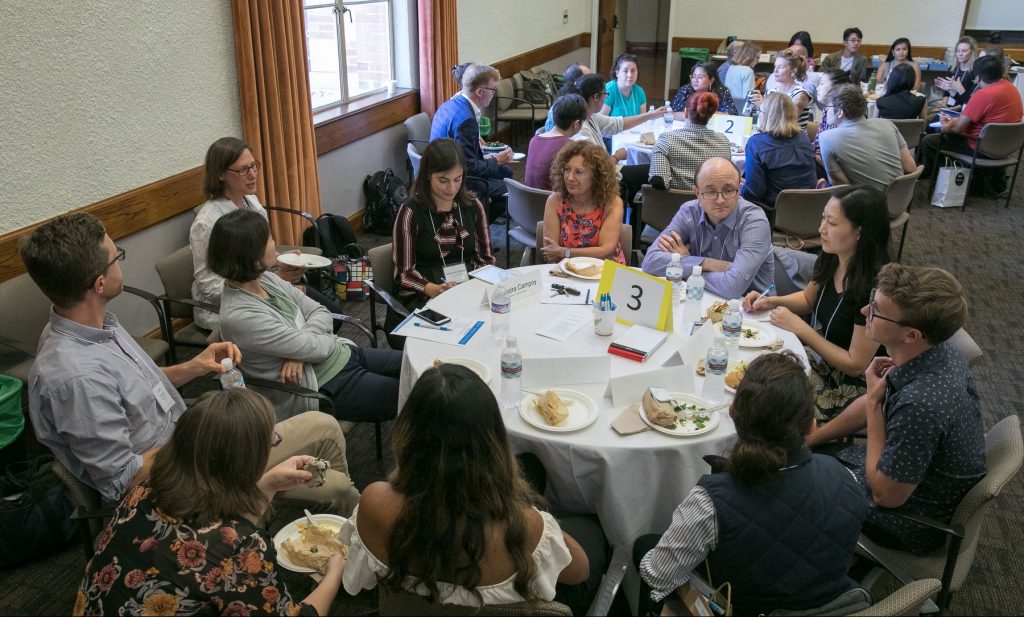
[228,161,261,176]
[698,188,739,201]
[88,246,126,289]
[867,288,912,326]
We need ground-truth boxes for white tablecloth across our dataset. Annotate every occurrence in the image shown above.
[398,265,806,548]
[610,118,747,170]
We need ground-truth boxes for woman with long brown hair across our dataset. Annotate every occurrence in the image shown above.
[341,365,605,615]
[76,389,347,616]
[540,141,626,265]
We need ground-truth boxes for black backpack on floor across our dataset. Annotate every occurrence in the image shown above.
[303,213,358,258]
[362,169,407,235]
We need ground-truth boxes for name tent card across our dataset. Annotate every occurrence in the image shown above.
[595,261,673,331]
[521,355,611,389]
[479,270,541,308]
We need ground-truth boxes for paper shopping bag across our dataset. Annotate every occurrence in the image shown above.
[930,160,970,208]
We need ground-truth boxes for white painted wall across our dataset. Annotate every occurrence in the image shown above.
[456,0,593,64]
[1,0,241,235]
[966,0,1024,31]
[626,0,660,43]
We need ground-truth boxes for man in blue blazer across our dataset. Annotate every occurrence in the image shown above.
[430,63,513,220]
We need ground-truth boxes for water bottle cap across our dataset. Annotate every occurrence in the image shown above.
[220,358,234,370]
[670,253,681,264]
[693,266,702,275]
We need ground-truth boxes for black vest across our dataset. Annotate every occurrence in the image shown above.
[402,198,482,294]
[698,447,868,615]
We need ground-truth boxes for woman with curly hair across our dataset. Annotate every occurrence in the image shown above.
[341,364,605,614]
[540,141,626,264]
[752,49,813,132]
[743,186,890,418]
[76,389,346,616]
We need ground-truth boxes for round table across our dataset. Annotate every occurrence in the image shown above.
[610,118,747,170]
[398,265,808,612]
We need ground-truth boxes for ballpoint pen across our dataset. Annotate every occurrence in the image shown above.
[413,322,450,331]
[752,283,775,305]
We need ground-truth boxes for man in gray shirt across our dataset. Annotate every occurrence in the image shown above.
[20,213,359,514]
[819,84,918,193]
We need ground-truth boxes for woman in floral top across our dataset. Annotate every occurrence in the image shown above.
[75,389,346,616]
[540,141,626,265]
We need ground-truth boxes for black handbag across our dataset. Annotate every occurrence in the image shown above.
[0,454,77,567]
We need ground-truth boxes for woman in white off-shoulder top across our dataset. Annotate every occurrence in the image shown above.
[339,364,606,615]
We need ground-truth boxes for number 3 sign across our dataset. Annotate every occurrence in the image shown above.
[595,261,674,331]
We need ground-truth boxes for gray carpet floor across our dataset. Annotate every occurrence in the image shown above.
[1,167,1021,615]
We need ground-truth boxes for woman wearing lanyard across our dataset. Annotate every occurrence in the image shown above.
[390,139,495,343]
[934,36,978,112]
[600,53,648,117]
[742,186,890,419]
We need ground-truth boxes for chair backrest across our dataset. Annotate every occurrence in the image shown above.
[773,186,845,238]
[403,112,432,153]
[948,327,983,365]
[976,121,1024,160]
[504,179,551,238]
[848,579,941,617]
[495,77,516,112]
[368,243,397,296]
[947,415,1023,589]
[889,118,925,150]
[51,459,106,541]
[378,586,572,616]
[155,245,197,319]
[407,142,423,179]
[641,185,695,232]
[534,220,632,258]
[0,273,53,357]
[883,165,924,219]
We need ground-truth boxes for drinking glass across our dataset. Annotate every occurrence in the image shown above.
[478,116,492,139]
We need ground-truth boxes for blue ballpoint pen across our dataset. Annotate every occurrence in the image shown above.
[753,283,775,304]
[413,322,450,331]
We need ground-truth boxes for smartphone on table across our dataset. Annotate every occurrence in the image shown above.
[415,308,451,326]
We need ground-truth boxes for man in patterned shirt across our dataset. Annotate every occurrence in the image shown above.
[807,263,985,554]
[642,157,773,299]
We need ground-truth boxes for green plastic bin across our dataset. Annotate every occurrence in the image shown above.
[678,47,711,87]
[0,375,25,450]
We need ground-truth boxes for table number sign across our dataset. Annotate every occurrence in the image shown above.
[707,114,753,148]
[595,261,673,331]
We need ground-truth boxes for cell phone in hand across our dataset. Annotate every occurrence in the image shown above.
[415,308,451,326]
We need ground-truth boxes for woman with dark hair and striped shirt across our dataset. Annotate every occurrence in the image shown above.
[388,139,495,345]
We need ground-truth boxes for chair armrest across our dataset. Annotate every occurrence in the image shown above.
[365,280,411,318]
[70,505,115,522]
[237,376,335,414]
[869,505,966,539]
[330,313,375,348]
[264,205,316,228]
[123,286,169,340]
[157,295,221,314]
[494,96,540,118]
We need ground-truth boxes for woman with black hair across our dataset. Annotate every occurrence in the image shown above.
[877,63,927,120]
[743,186,890,418]
[876,38,922,91]
[601,53,647,117]
[542,63,592,131]
[789,31,815,67]
[637,352,869,615]
[341,364,607,615]
[670,60,737,117]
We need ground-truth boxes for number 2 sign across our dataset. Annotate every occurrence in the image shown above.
[708,114,753,148]
[595,261,674,331]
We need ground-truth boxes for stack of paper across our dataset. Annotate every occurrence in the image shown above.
[608,325,668,362]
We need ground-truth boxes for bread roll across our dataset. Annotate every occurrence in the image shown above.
[642,389,677,429]
[535,390,570,426]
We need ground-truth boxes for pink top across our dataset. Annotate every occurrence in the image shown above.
[525,134,572,190]
[557,201,626,265]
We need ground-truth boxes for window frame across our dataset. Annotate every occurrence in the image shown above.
[304,0,396,113]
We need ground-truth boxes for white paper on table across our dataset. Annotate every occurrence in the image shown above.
[521,355,610,388]
[540,272,599,305]
[606,363,694,407]
[742,309,771,322]
[390,314,485,346]
[678,320,716,364]
[534,309,592,342]
[469,264,519,286]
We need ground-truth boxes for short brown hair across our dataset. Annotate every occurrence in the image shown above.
[207,209,270,283]
[829,83,868,119]
[461,63,500,91]
[776,49,808,81]
[203,137,253,199]
[876,263,967,344]
[734,41,762,68]
[549,141,619,208]
[19,213,110,308]
[151,388,276,525]
[758,92,801,138]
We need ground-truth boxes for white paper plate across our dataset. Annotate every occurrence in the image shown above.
[714,320,779,348]
[277,253,332,269]
[512,152,526,161]
[695,359,746,394]
[520,389,598,432]
[422,357,491,383]
[638,393,721,437]
[273,514,347,573]
[558,257,605,280]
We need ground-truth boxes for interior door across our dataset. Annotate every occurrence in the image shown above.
[596,0,617,75]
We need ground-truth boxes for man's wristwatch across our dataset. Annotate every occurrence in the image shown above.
[565,248,571,259]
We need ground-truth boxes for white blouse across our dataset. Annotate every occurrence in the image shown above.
[340,505,573,606]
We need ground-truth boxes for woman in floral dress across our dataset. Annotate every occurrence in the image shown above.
[742,186,891,419]
[75,389,346,616]
[540,141,627,265]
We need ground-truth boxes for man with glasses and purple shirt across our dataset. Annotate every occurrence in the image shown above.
[20,213,360,515]
[641,157,774,300]
[807,263,985,555]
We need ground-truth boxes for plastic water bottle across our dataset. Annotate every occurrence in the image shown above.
[663,108,674,129]
[500,337,523,411]
[702,336,729,402]
[722,299,743,347]
[665,254,684,305]
[219,358,245,390]
[491,285,511,342]
[685,266,705,302]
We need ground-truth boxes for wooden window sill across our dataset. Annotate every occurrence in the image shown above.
[314,88,420,155]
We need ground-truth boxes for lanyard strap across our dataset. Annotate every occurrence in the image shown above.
[428,206,466,267]
[812,282,845,340]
